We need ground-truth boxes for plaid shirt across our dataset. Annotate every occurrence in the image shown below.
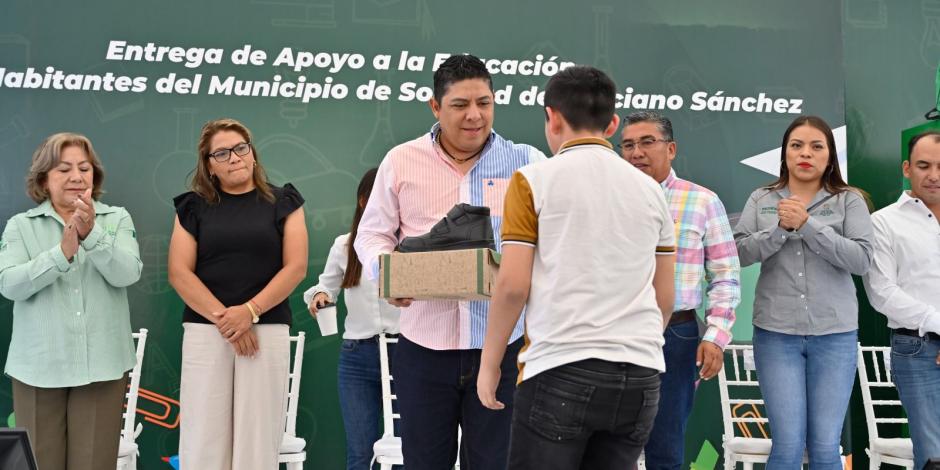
[661,170,740,349]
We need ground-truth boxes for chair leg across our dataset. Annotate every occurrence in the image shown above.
[743,462,753,470]
[869,453,880,470]
[287,462,303,470]
[723,452,734,470]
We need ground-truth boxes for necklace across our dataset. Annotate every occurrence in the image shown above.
[437,131,486,163]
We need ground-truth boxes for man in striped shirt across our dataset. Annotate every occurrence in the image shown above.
[620,111,741,470]
[354,54,545,469]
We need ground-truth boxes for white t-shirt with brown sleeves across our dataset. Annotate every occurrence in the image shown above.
[501,137,676,382]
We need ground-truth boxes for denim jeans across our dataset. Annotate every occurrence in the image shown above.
[508,359,661,470]
[393,335,522,470]
[752,327,857,470]
[890,332,940,470]
[337,338,396,470]
[644,319,699,470]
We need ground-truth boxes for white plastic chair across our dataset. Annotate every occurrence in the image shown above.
[279,332,307,470]
[372,334,402,470]
[717,344,813,470]
[857,345,914,470]
[371,334,462,470]
[116,328,147,470]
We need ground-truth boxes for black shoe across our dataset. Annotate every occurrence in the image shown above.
[398,203,495,253]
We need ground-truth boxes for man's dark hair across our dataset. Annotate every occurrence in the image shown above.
[623,111,675,143]
[907,129,940,159]
[543,66,616,132]
[433,54,492,102]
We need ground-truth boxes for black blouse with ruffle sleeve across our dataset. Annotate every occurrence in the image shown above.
[172,183,304,325]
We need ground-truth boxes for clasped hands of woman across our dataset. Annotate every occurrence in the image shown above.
[212,303,259,357]
[59,188,96,261]
[777,196,809,231]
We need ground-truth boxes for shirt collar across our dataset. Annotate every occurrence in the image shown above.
[660,168,678,190]
[25,200,56,218]
[557,137,613,155]
[25,199,117,218]
[429,122,495,158]
[774,186,832,205]
[899,190,920,206]
[898,190,939,214]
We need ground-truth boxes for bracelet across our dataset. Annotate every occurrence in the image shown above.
[244,302,260,324]
[249,300,263,315]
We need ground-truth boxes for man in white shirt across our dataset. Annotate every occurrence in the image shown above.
[863,129,940,470]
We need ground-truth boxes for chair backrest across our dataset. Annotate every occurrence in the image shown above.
[857,344,907,441]
[717,344,770,441]
[122,328,148,442]
[378,334,399,438]
[284,332,306,437]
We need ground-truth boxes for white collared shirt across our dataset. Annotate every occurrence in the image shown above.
[303,233,400,340]
[863,191,940,335]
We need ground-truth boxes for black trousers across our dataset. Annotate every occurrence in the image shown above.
[508,359,661,470]
[394,335,523,470]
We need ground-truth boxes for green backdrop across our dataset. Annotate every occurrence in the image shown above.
[2,1,911,468]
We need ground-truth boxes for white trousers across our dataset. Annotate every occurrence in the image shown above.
[179,323,290,470]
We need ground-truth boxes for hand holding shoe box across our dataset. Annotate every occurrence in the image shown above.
[379,204,500,300]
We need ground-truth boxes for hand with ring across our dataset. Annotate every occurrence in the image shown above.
[212,304,254,342]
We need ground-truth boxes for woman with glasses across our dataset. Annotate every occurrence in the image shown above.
[0,133,142,470]
[303,168,400,470]
[168,118,308,469]
[734,115,873,470]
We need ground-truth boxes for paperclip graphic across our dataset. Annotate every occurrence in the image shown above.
[732,403,769,439]
[135,387,181,429]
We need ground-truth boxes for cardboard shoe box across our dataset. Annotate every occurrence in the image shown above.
[379,248,501,300]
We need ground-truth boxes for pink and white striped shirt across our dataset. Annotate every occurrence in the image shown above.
[354,124,545,350]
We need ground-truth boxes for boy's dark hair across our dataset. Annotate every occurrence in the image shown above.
[433,54,493,102]
[544,65,616,132]
[907,129,940,159]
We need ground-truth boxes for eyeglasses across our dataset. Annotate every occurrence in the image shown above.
[207,142,252,162]
[617,137,672,153]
